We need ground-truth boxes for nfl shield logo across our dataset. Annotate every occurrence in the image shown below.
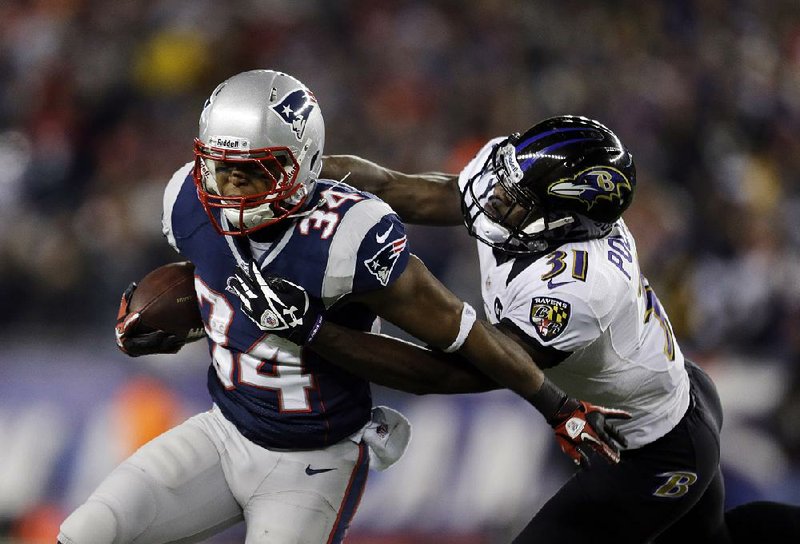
[271,89,317,140]
[529,296,571,341]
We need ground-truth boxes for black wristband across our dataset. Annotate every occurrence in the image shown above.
[529,377,570,423]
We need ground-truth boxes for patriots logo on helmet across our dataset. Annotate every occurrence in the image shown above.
[529,296,571,341]
[547,166,632,211]
[271,89,317,140]
[365,236,407,286]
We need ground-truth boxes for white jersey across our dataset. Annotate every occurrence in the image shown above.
[460,140,690,449]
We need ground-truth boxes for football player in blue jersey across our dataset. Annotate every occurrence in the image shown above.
[263,115,800,543]
[58,73,628,544]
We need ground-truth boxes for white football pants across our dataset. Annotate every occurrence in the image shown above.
[58,405,369,544]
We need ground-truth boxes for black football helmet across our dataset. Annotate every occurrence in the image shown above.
[461,115,636,255]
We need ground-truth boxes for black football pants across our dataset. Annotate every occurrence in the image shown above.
[512,361,731,544]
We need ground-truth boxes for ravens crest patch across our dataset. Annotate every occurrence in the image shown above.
[529,296,571,341]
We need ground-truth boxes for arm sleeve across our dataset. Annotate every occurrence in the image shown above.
[352,214,410,293]
[502,287,604,353]
[161,162,194,253]
[320,199,410,303]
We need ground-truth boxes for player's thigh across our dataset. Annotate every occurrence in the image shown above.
[59,411,242,544]
[515,416,720,542]
[242,441,369,544]
[654,468,730,544]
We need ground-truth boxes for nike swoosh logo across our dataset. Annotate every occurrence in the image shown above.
[305,465,337,476]
[547,278,575,289]
[375,224,393,243]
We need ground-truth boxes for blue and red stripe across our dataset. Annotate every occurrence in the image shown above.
[326,442,370,544]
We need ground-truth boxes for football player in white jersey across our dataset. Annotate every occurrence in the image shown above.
[58,74,628,544]
[260,115,800,542]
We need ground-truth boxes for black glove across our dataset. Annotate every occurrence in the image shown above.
[548,397,631,468]
[115,282,185,357]
[226,261,325,344]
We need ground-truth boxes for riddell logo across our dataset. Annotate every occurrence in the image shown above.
[500,143,524,182]
[209,136,250,150]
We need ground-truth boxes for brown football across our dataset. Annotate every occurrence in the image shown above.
[128,261,204,340]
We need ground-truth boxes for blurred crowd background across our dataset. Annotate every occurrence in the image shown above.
[2,0,800,542]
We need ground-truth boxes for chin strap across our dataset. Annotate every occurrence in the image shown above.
[522,214,575,236]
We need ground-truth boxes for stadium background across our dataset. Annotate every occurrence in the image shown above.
[1,0,800,542]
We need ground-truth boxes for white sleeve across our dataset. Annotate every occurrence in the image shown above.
[161,162,193,252]
[503,288,603,352]
[320,198,399,303]
[500,257,618,352]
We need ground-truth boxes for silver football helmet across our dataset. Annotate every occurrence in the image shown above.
[193,69,325,235]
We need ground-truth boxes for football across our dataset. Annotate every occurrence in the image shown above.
[128,261,204,340]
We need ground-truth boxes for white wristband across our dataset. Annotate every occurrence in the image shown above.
[444,302,477,353]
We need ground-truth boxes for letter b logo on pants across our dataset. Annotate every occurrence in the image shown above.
[653,471,698,498]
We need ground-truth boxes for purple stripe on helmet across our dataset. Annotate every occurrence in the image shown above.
[518,137,594,170]
[514,127,589,153]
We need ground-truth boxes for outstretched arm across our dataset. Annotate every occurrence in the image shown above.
[351,256,631,466]
[321,155,462,225]
[229,259,632,467]
[310,324,499,395]
[354,255,545,399]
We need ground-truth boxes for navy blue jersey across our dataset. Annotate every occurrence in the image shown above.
[162,163,410,449]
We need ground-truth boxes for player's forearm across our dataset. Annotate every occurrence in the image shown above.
[321,155,461,225]
[456,321,576,420]
[311,322,499,395]
[458,319,548,402]
[322,155,394,195]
